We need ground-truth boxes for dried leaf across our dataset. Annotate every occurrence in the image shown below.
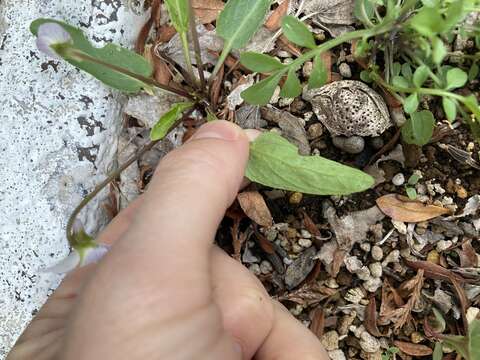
[394,341,433,356]
[300,210,321,237]
[320,51,332,84]
[458,240,478,268]
[285,247,317,289]
[309,306,325,338]
[192,0,224,24]
[376,194,450,223]
[303,0,356,25]
[237,190,273,227]
[404,259,465,283]
[265,0,290,31]
[365,295,386,337]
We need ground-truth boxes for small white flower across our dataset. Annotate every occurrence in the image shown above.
[36,22,72,58]
[41,244,110,274]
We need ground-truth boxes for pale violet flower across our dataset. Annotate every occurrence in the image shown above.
[41,244,110,274]
[36,22,72,58]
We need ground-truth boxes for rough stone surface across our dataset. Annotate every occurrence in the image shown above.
[0,1,147,356]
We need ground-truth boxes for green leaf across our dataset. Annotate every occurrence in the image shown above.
[360,70,373,83]
[240,52,285,73]
[404,93,419,114]
[444,0,466,31]
[246,132,374,195]
[281,15,316,49]
[432,308,446,332]
[392,75,410,89]
[432,37,447,65]
[150,102,194,140]
[413,65,430,87]
[354,0,375,26]
[442,97,457,122]
[217,0,272,50]
[401,110,435,146]
[392,62,402,77]
[164,0,189,32]
[406,187,417,199]
[469,63,479,81]
[470,319,480,360]
[241,72,283,105]
[280,69,302,98]
[432,343,442,360]
[309,54,328,89]
[31,19,153,93]
[409,7,444,37]
[401,63,413,81]
[407,173,421,185]
[446,67,468,90]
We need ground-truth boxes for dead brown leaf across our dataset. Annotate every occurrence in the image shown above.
[376,194,450,222]
[156,25,177,44]
[365,295,387,337]
[394,341,433,357]
[151,47,172,85]
[192,0,224,24]
[404,259,465,283]
[300,210,321,237]
[237,191,273,227]
[265,0,290,31]
[457,240,478,268]
[309,306,325,338]
[320,51,333,84]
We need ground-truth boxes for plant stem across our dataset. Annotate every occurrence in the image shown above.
[180,32,199,88]
[210,49,230,85]
[187,0,207,94]
[70,49,194,99]
[66,139,159,245]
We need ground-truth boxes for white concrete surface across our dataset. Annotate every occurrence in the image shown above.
[0,0,147,356]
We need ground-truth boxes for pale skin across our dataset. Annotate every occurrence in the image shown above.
[8,121,329,360]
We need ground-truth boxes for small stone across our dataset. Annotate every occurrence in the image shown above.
[411,331,424,344]
[289,192,303,205]
[307,123,324,139]
[260,260,273,274]
[382,249,400,266]
[466,307,480,324]
[286,227,298,239]
[371,245,383,261]
[270,86,281,104]
[391,107,407,126]
[338,311,356,335]
[369,262,383,278]
[427,249,440,264]
[332,135,365,154]
[292,244,303,253]
[437,240,453,252]
[278,97,294,107]
[248,263,261,275]
[456,185,468,199]
[265,228,278,242]
[363,277,382,292]
[321,330,339,351]
[371,136,384,149]
[325,277,340,288]
[345,287,365,304]
[392,173,405,186]
[360,242,371,252]
[298,238,312,248]
[300,229,312,238]
[302,61,313,78]
[328,349,346,360]
[359,331,381,353]
[338,62,352,78]
[289,304,303,316]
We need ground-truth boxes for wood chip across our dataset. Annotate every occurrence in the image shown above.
[237,191,273,227]
[265,0,290,31]
[192,0,224,24]
[376,194,450,223]
[394,341,433,357]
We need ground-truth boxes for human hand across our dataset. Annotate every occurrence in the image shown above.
[8,121,329,360]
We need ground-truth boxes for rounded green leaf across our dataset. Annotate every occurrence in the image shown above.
[413,65,430,87]
[240,52,285,73]
[432,36,447,65]
[442,97,457,122]
[246,132,374,195]
[281,15,316,49]
[280,70,302,98]
[469,63,479,81]
[446,68,468,90]
[404,93,419,114]
[308,54,328,89]
[401,110,435,146]
[241,72,283,105]
[392,75,410,89]
[401,63,413,81]
[409,7,445,37]
[406,187,417,200]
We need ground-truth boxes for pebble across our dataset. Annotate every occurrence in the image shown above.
[289,192,303,205]
[382,249,400,266]
[321,331,339,351]
[265,228,278,242]
[332,136,365,154]
[427,249,440,264]
[289,304,303,316]
[278,97,294,107]
[300,229,312,239]
[416,183,427,195]
[436,240,453,252]
[371,136,384,149]
[360,242,371,252]
[411,331,424,344]
[369,262,383,278]
[302,61,314,78]
[466,307,480,324]
[344,287,365,304]
[391,107,407,126]
[248,263,261,275]
[286,227,298,239]
[363,277,382,292]
[291,244,303,253]
[328,350,346,360]
[260,260,273,274]
[392,173,405,186]
[307,123,324,139]
[339,62,352,78]
[359,331,381,353]
[338,311,356,335]
[371,246,383,261]
[270,86,281,104]
[298,238,312,248]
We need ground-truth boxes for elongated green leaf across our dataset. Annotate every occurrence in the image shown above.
[413,65,429,87]
[309,54,328,89]
[444,0,466,31]
[442,97,457,122]
[241,72,283,105]
[446,68,468,90]
[240,52,285,73]
[404,93,419,114]
[401,110,435,146]
[432,343,442,360]
[164,0,189,32]
[246,132,374,195]
[354,0,375,26]
[150,102,194,140]
[432,36,447,65]
[31,19,152,93]
[409,7,444,37]
[469,63,479,81]
[280,69,302,98]
[217,0,272,50]
[281,15,316,49]
[470,319,480,360]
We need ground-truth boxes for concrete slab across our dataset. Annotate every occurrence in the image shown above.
[0,0,147,356]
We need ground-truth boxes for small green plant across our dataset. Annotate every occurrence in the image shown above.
[381,346,399,360]
[31,0,376,247]
[405,173,421,199]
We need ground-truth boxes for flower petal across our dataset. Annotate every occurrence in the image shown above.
[40,250,81,274]
[81,244,110,266]
[36,22,72,58]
